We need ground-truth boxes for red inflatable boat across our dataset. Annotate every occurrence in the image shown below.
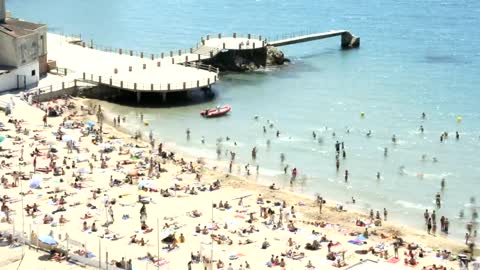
[200,105,231,118]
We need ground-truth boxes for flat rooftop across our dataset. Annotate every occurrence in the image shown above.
[0,17,45,38]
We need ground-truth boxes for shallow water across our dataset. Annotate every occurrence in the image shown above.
[10,0,480,240]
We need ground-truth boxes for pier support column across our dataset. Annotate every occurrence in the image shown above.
[136,92,141,104]
[162,93,167,103]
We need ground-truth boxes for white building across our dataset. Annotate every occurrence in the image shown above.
[0,0,47,92]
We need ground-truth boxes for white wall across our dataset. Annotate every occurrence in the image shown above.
[0,60,39,92]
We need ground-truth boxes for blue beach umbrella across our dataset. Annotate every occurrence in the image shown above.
[38,235,57,245]
[85,120,96,127]
[0,136,5,143]
[29,175,42,188]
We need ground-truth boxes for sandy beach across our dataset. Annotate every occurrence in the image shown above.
[0,95,474,270]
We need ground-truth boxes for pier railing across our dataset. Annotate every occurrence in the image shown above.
[265,29,321,43]
[78,70,219,92]
[51,32,273,62]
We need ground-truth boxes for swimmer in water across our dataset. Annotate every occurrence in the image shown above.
[266,139,271,148]
[351,197,356,204]
[398,166,406,175]
[186,128,191,140]
[421,154,427,161]
[422,112,426,119]
[376,172,381,180]
[432,157,438,163]
[312,131,316,139]
[254,115,259,120]
[420,125,424,133]
[366,130,372,137]
[201,137,205,144]
[280,153,285,163]
[263,126,267,133]
[440,178,445,190]
[276,130,280,137]
[384,147,388,157]
[456,131,460,140]
[392,134,397,144]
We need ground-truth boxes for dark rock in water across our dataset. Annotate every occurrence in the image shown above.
[341,32,360,49]
[266,46,290,66]
[201,46,289,72]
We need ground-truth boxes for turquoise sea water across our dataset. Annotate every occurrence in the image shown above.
[10,0,480,240]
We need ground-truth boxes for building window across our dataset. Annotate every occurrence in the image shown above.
[31,70,36,76]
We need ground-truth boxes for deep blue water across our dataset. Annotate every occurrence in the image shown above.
[10,0,480,240]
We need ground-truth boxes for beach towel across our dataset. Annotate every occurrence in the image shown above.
[153,260,169,267]
[387,257,400,264]
[348,240,364,245]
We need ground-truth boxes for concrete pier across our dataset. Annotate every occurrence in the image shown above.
[32,30,359,102]
[47,33,219,94]
[267,30,360,48]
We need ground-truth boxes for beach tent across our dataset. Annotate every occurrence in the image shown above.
[29,175,42,188]
[38,235,57,245]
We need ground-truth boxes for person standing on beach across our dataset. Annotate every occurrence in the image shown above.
[108,206,114,223]
[384,208,388,221]
[33,156,37,171]
[427,217,432,234]
[42,113,47,127]
[251,147,257,160]
[229,161,233,173]
[424,209,429,225]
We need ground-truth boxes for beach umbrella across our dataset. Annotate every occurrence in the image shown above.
[62,134,74,142]
[85,120,96,127]
[77,167,88,174]
[138,179,155,189]
[130,148,143,154]
[99,143,112,149]
[29,175,42,188]
[0,136,5,143]
[38,235,57,245]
